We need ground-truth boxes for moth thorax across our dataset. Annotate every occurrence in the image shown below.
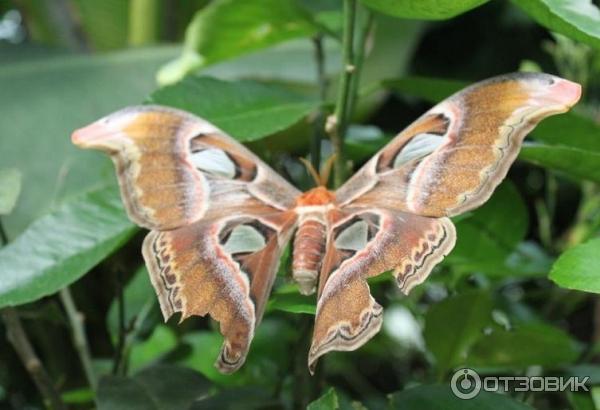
[293,217,326,295]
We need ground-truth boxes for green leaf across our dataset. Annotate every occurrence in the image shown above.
[447,182,529,275]
[150,76,318,141]
[0,168,22,215]
[512,0,600,50]
[61,387,94,404]
[72,0,129,50]
[533,112,600,152]
[308,388,339,410]
[0,185,137,308]
[97,365,212,410]
[129,326,178,372]
[107,265,155,343]
[467,323,580,369]
[388,385,533,410]
[158,0,320,84]
[520,143,600,183]
[359,0,489,20]
[179,331,233,385]
[0,46,177,237]
[267,292,316,314]
[424,290,493,376]
[550,237,600,293]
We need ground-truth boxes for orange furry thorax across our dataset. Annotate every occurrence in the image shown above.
[295,186,336,206]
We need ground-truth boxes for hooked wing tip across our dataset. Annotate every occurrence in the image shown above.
[547,77,582,109]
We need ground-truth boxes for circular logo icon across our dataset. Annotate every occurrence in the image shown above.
[451,368,481,400]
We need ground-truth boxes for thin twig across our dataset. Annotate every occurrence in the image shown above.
[346,10,374,121]
[330,0,358,188]
[59,288,97,390]
[310,34,328,174]
[1,308,67,410]
[0,219,65,408]
[112,271,126,375]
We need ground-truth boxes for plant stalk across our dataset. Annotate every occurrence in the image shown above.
[1,308,67,410]
[59,287,97,390]
[128,0,160,46]
[330,0,358,187]
[311,35,328,174]
[0,219,66,409]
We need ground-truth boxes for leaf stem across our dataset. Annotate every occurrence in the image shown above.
[1,308,67,410]
[310,34,328,173]
[128,0,160,46]
[330,0,358,187]
[112,271,126,375]
[346,10,374,120]
[59,287,98,390]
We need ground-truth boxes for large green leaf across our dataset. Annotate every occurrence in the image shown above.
[158,0,320,84]
[0,185,136,307]
[97,365,212,410]
[448,182,529,275]
[424,291,493,376]
[359,0,489,20]
[520,143,600,183]
[512,0,600,50]
[467,323,580,369]
[0,46,177,238]
[550,237,600,293]
[388,385,533,410]
[150,76,318,141]
[0,168,22,215]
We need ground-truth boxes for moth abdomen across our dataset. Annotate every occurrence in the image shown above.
[293,218,326,295]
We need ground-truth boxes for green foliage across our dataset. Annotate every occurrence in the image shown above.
[0,186,136,307]
[359,0,489,20]
[467,323,581,369]
[512,0,600,50]
[307,387,339,409]
[424,291,493,377]
[550,238,600,292]
[150,76,319,141]
[158,0,322,84]
[97,365,211,410]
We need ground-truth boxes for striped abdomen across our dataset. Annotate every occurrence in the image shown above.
[293,218,326,295]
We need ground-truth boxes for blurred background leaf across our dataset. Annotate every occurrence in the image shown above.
[0,168,22,215]
[0,185,136,307]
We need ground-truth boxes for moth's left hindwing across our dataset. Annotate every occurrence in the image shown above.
[72,105,299,372]
[309,73,581,371]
